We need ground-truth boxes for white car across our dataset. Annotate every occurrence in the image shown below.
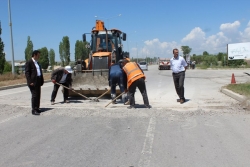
[138,61,148,71]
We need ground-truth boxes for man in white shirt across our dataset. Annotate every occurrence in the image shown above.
[50,66,73,104]
[170,48,188,104]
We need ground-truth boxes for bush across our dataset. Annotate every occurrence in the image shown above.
[4,62,11,72]
[0,72,25,81]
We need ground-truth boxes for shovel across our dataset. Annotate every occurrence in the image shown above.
[105,92,126,107]
[92,88,111,102]
[55,82,92,100]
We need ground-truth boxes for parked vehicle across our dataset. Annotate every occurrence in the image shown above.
[158,58,170,70]
[138,61,148,71]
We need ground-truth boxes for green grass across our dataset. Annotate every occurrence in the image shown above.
[226,83,250,97]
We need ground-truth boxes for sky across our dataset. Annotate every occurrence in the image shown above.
[1,0,250,61]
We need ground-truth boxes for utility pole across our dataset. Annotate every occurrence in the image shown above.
[8,0,15,74]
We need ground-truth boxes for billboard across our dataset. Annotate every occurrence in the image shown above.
[227,42,250,60]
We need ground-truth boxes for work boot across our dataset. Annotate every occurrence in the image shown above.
[111,94,116,104]
[36,108,42,113]
[180,99,185,104]
[32,110,40,116]
[121,94,127,103]
[144,104,151,109]
[51,101,55,105]
[127,105,135,109]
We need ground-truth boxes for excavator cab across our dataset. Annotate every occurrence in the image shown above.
[69,20,127,97]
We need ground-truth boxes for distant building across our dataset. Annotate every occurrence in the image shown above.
[15,61,26,72]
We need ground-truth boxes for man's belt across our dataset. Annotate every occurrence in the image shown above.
[173,71,185,74]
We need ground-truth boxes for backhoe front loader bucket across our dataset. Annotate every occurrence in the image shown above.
[69,71,121,98]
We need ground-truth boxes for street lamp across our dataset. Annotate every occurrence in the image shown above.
[94,14,121,29]
[8,0,15,74]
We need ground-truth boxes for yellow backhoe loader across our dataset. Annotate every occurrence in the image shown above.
[69,20,127,97]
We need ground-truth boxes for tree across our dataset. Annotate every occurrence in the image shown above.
[74,40,89,61]
[0,21,6,74]
[75,40,85,61]
[24,36,33,61]
[217,52,222,61]
[202,55,218,67]
[38,47,49,69]
[203,51,209,56]
[59,36,70,66]
[181,46,192,60]
[59,42,64,66]
[49,49,55,67]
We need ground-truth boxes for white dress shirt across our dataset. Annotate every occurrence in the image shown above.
[32,58,41,76]
[170,56,187,73]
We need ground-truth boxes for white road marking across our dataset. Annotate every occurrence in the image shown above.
[138,114,156,167]
[0,113,24,124]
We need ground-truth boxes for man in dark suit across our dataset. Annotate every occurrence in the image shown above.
[25,50,44,115]
[50,66,73,104]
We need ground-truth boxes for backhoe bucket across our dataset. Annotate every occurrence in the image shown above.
[69,71,121,98]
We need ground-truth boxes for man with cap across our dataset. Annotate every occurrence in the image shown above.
[50,66,73,104]
[122,58,150,109]
[108,60,127,104]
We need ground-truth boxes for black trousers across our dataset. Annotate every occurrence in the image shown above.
[128,78,149,106]
[28,77,41,110]
[51,83,69,102]
[172,71,185,100]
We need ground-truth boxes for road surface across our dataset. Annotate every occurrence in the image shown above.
[0,65,250,167]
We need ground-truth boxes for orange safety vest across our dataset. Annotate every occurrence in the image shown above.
[123,62,145,88]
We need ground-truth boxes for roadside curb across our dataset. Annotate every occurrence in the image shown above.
[0,80,51,91]
[221,88,250,106]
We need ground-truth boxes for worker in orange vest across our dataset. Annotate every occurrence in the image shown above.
[122,58,150,109]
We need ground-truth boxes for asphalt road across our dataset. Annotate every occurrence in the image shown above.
[0,65,250,167]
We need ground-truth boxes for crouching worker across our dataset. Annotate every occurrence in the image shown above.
[108,60,127,104]
[50,66,73,105]
[122,58,150,109]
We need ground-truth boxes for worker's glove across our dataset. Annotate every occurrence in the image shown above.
[52,79,56,84]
